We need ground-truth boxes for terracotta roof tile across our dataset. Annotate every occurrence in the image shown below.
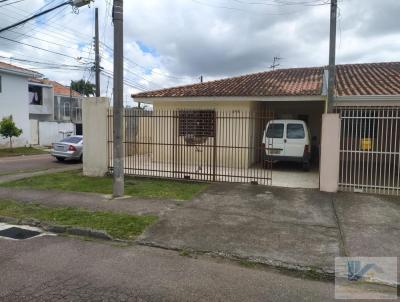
[133,62,400,98]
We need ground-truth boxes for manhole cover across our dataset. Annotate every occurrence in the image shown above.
[0,227,41,240]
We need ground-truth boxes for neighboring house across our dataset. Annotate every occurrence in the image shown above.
[131,62,400,195]
[0,61,41,147]
[28,78,82,146]
[0,60,83,148]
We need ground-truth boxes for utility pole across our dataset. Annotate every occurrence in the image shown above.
[327,0,337,113]
[94,7,100,97]
[112,0,124,197]
[270,56,282,71]
[200,75,203,83]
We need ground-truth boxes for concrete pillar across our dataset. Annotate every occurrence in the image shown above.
[82,97,109,177]
[320,113,341,192]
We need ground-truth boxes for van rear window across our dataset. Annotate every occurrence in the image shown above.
[266,123,284,138]
[287,124,305,139]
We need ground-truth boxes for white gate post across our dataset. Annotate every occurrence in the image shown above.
[320,113,341,192]
[82,97,109,177]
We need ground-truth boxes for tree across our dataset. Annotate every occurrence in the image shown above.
[71,79,96,97]
[0,116,23,149]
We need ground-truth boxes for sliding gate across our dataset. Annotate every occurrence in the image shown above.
[108,109,274,185]
[336,106,400,195]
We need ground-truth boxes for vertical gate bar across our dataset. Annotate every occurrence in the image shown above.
[378,108,383,194]
[350,108,354,191]
[339,108,344,188]
[243,110,246,183]
[223,110,226,182]
[213,111,217,182]
[365,109,374,187]
[383,108,388,194]
[388,107,394,194]
[361,109,366,189]
[374,108,378,194]
[356,108,361,190]
[371,108,376,194]
[395,108,400,195]
[345,109,350,190]
[340,108,344,188]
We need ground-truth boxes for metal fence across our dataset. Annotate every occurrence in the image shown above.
[108,108,274,185]
[335,106,400,195]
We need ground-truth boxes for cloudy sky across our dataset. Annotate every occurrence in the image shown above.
[0,0,399,105]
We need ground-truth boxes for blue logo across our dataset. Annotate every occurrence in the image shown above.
[347,260,383,281]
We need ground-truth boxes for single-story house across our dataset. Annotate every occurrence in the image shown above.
[128,62,400,194]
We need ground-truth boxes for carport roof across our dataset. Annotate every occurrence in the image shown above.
[133,62,400,99]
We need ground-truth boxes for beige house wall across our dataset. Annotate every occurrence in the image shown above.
[149,100,255,169]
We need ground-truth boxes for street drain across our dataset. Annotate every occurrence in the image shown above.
[0,227,41,240]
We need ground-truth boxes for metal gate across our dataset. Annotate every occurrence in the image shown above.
[108,109,274,185]
[336,106,400,195]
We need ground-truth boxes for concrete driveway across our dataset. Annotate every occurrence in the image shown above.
[139,183,400,274]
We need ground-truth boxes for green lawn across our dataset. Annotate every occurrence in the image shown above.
[0,171,208,200]
[0,200,157,240]
[0,147,47,157]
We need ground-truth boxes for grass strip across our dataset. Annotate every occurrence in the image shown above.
[0,200,157,240]
[0,170,208,200]
[0,147,47,157]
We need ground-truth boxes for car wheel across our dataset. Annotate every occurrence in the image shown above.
[79,155,83,163]
[56,157,65,162]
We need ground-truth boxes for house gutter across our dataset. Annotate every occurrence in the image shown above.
[133,95,325,104]
[0,68,42,78]
[334,95,400,106]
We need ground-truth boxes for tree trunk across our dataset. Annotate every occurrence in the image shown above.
[9,137,12,149]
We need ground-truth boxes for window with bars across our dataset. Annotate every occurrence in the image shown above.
[178,110,216,137]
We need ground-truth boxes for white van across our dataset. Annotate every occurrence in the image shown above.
[262,120,312,171]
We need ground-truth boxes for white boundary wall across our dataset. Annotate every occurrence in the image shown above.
[320,113,341,192]
[82,97,109,177]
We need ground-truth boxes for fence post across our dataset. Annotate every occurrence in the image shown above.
[320,113,341,192]
[82,97,109,177]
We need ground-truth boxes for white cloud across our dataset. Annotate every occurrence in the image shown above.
[0,0,399,105]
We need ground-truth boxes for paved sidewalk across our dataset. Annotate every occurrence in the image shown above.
[0,187,180,216]
[138,183,400,274]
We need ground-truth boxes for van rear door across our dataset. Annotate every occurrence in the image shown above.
[285,122,306,158]
[263,122,285,157]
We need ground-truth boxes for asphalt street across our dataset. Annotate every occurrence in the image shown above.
[0,235,337,302]
[0,154,79,175]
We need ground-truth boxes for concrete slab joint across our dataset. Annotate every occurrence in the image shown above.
[82,97,109,177]
[320,113,341,193]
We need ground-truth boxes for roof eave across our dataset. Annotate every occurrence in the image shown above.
[0,67,42,78]
[133,95,325,104]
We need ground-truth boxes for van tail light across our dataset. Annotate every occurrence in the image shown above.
[68,145,77,152]
[303,145,309,157]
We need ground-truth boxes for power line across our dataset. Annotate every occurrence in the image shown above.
[0,1,71,34]
[0,35,91,62]
[0,0,25,8]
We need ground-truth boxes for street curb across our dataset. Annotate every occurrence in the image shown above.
[135,239,335,281]
[0,216,122,242]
